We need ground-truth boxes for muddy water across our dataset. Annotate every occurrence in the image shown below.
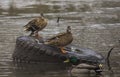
[0,0,120,77]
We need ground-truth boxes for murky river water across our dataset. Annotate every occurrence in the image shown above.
[0,0,120,77]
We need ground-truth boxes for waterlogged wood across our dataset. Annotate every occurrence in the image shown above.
[13,36,64,63]
[12,36,105,66]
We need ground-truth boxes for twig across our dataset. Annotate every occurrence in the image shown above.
[106,47,114,71]
[57,17,60,23]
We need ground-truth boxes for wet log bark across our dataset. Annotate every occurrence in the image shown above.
[12,36,67,63]
[12,36,104,66]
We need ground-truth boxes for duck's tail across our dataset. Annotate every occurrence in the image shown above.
[23,24,30,31]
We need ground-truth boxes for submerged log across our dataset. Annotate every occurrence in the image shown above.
[13,36,64,63]
[12,36,105,67]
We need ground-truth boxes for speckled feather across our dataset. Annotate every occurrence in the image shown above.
[45,26,73,47]
[24,17,47,32]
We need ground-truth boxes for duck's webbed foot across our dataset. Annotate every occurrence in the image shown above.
[60,47,67,54]
[34,31,43,39]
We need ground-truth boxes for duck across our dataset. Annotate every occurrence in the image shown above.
[44,26,73,54]
[23,15,47,39]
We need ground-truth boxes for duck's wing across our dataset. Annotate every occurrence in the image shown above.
[24,18,37,27]
[36,19,47,29]
[46,32,66,41]
[23,19,38,32]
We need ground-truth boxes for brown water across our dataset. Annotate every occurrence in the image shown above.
[0,0,120,77]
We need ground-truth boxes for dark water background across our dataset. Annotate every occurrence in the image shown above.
[0,0,120,77]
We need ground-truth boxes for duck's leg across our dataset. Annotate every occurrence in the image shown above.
[29,26,36,36]
[34,31,42,39]
[29,31,34,36]
[60,47,67,54]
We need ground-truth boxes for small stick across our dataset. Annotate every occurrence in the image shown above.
[57,17,60,23]
[40,13,44,17]
[106,47,114,71]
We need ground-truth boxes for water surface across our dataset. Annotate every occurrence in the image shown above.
[0,0,120,77]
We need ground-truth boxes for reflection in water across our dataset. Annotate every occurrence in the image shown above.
[12,63,69,77]
[0,0,120,77]
[8,0,17,16]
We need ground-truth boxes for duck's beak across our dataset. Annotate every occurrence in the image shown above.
[64,59,70,63]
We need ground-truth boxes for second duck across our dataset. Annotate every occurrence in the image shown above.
[45,26,73,54]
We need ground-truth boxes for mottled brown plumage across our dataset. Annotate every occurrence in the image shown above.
[24,16,47,38]
[45,26,73,53]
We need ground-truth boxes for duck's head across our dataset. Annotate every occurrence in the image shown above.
[39,13,47,22]
[67,26,71,33]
